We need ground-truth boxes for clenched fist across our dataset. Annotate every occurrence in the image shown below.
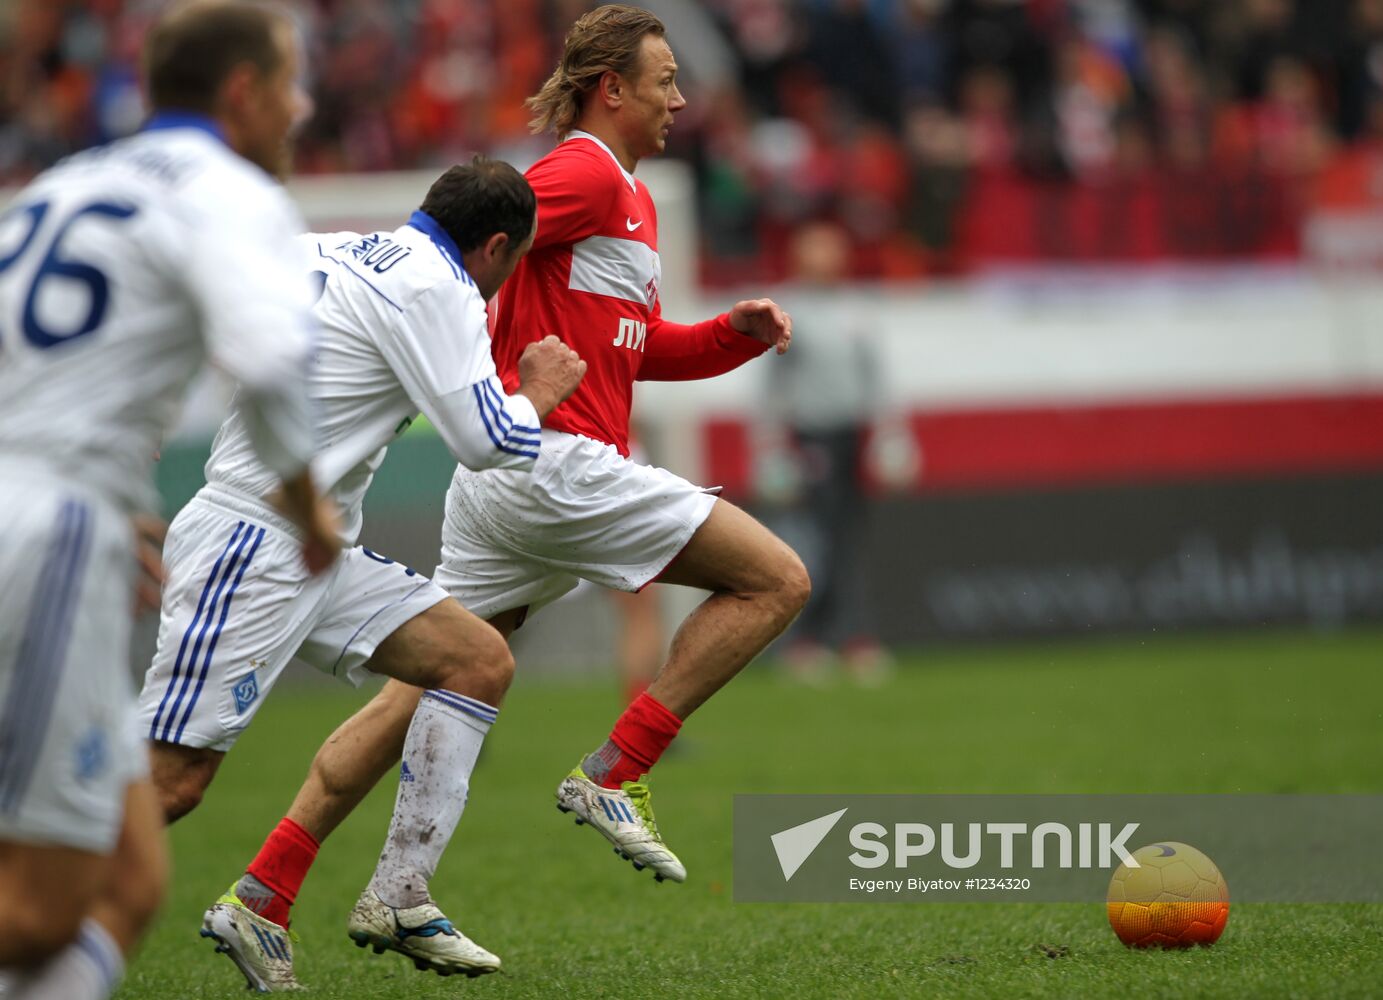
[517,335,586,419]
[729,298,792,355]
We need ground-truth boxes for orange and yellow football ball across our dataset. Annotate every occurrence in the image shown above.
[1106,842,1229,948]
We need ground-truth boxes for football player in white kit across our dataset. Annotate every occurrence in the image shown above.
[0,4,339,1000]
[135,159,585,990]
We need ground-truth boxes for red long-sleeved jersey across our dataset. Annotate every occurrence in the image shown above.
[492,132,768,456]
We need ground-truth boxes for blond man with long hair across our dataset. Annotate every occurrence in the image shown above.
[472,4,804,882]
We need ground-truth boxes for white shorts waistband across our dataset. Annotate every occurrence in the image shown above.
[197,483,301,539]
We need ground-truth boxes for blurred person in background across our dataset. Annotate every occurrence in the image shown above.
[0,3,337,998]
[767,221,891,686]
[609,587,667,703]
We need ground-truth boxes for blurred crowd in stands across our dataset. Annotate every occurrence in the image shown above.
[4,0,1383,279]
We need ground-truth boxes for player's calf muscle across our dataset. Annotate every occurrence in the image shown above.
[314,682,419,795]
[288,687,419,841]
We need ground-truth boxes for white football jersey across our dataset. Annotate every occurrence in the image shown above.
[0,115,315,513]
[204,212,543,545]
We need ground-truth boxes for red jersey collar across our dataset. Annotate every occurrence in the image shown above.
[564,130,638,193]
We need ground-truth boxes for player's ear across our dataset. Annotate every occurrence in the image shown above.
[484,231,510,261]
[598,69,624,109]
[215,61,261,127]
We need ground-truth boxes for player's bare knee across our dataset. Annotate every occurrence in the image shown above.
[769,550,812,622]
[157,775,204,823]
[480,634,516,692]
[149,743,220,823]
[441,628,514,701]
[423,626,512,707]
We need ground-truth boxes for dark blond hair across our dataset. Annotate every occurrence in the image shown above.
[526,5,666,137]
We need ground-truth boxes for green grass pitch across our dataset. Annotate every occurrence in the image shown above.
[118,629,1383,999]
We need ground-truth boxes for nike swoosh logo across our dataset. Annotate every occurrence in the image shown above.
[626,217,643,231]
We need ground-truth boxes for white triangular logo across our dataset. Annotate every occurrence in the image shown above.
[771,808,848,881]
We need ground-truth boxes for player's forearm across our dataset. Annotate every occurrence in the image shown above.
[637,313,769,382]
[270,464,342,575]
[515,381,566,421]
[274,465,320,529]
[426,380,542,472]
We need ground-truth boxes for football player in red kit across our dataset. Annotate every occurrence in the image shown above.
[459,3,806,881]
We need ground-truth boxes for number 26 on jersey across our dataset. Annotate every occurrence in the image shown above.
[0,198,139,350]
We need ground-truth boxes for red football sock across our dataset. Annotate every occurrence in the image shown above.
[589,692,682,789]
[244,817,320,927]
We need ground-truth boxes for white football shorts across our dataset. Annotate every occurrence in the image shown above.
[434,430,719,620]
[136,486,448,752]
[0,466,146,854]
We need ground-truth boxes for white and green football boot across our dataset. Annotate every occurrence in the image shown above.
[346,889,500,978]
[555,766,686,883]
[200,885,304,993]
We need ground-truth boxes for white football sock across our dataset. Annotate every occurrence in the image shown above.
[12,919,123,1000]
[368,689,495,909]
